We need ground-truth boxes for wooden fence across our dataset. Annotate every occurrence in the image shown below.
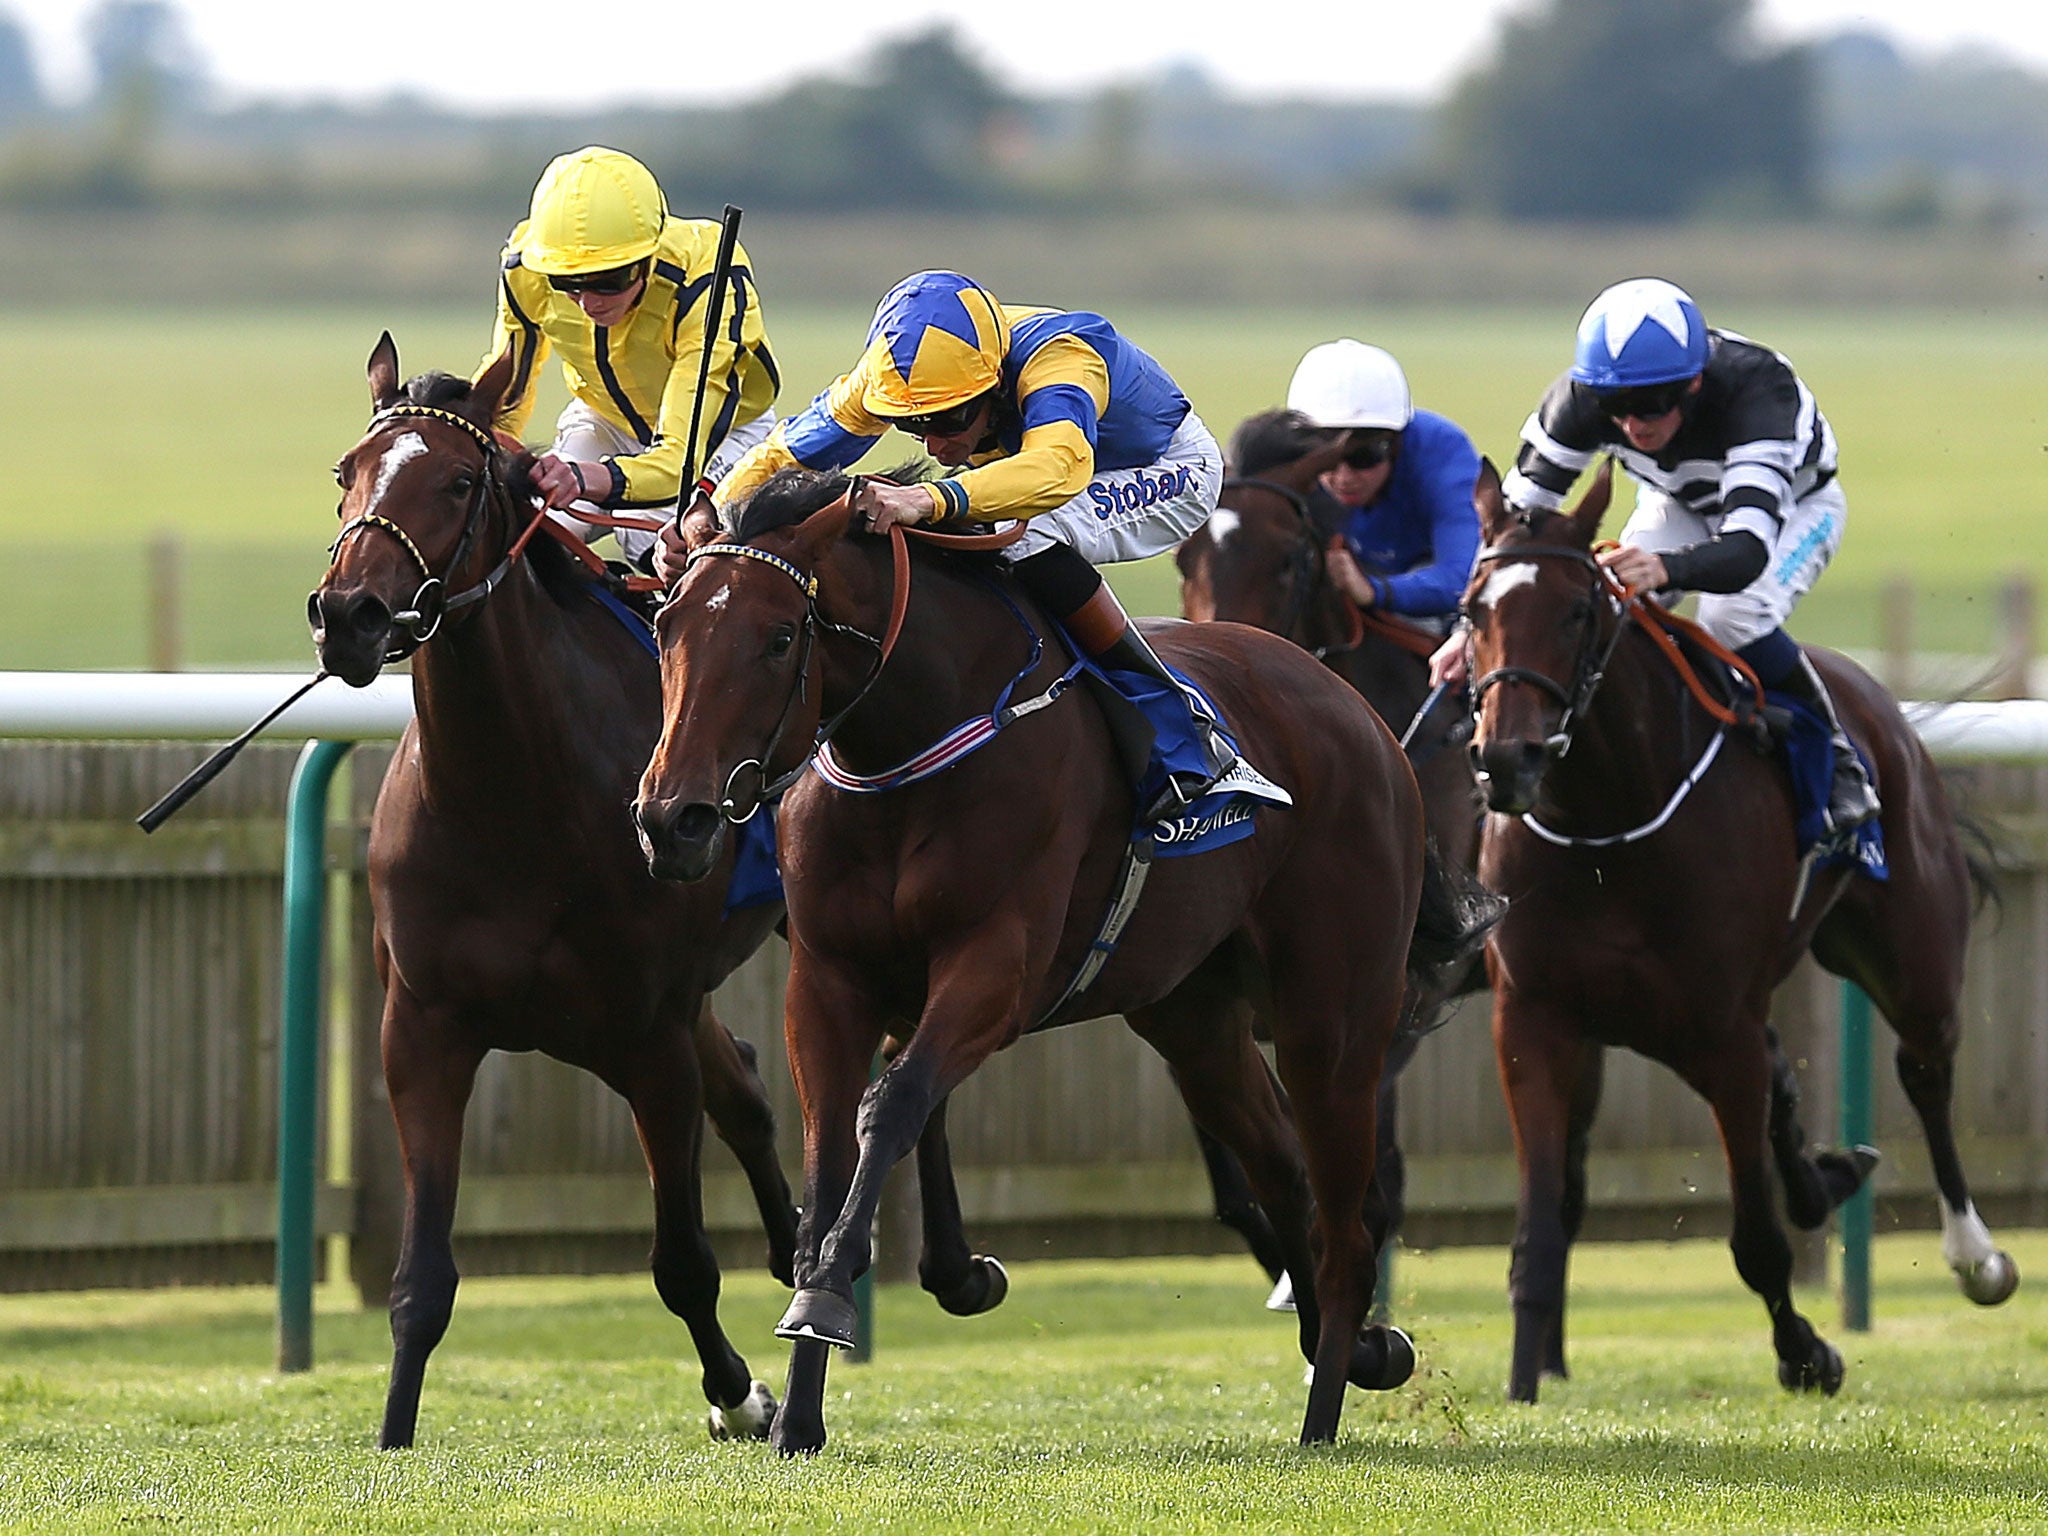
[1,740,2043,1298]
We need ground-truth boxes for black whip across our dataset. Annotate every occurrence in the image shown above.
[136,671,331,833]
[676,204,744,515]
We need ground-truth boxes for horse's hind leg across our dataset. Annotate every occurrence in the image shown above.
[617,1025,773,1440]
[692,997,798,1286]
[1815,877,2020,1305]
[377,993,485,1450]
[1682,1039,1843,1395]
[1765,1026,1878,1230]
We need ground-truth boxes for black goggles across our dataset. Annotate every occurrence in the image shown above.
[888,397,986,437]
[1593,380,1690,421]
[1339,430,1399,469]
[547,260,647,296]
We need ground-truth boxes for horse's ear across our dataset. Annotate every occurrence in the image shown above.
[1285,432,1350,493]
[470,347,517,427]
[367,331,401,410]
[1474,457,1514,543]
[1566,458,1615,546]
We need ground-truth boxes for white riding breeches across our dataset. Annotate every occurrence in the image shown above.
[1005,412,1224,566]
[549,402,776,565]
[1620,476,1847,649]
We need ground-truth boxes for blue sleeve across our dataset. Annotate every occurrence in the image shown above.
[781,381,881,471]
[1380,415,1483,617]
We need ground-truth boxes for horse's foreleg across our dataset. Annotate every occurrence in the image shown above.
[1765,1027,1879,1229]
[1688,1042,1843,1396]
[1546,1039,1604,1380]
[377,997,483,1450]
[692,997,798,1286]
[770,953,891,1457]
[1498,1003,1587,1404]
[618,1028,773,1440]
[911,1092,1010,1317]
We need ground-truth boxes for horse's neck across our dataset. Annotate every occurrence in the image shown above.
[1539,629,1717,828]
[410,564,648,807]
[820,548,1041,775]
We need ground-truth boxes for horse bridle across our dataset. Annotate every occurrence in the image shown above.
[1217,476,1362,661]
[1467,542,1630,760]
[323,404,526,662]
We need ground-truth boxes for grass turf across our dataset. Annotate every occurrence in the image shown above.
[1,1232,2043,1531]
[6,304,2042,670]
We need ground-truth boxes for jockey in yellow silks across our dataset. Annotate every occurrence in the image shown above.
[478,146,780,568]
[714,269,1277,821]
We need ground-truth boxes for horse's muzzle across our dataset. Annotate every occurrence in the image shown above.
[1472,737,1550,817]
[309,587,395,688]
[634,796,726,884]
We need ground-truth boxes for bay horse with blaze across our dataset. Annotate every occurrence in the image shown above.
[635,468,1489,1451]
[312,334,797,1447]
[1464,460,2015,1402]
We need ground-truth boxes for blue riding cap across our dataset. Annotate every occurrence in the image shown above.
[1571,278,1709,390]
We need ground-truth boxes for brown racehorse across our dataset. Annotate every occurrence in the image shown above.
[311,335,797,1447]
[635,468,1492,1452]
[1463,460,2017,1402]
[1176,411,1486,1282]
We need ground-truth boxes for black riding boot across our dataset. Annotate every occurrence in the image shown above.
[1777,651,1881,836]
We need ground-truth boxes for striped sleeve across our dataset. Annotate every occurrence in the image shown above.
[714,366,884,511]
[1501,377,1602,513]
[477,254,548,443]
[940,334,1108,521]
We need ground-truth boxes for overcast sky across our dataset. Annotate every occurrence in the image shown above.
[19,0,2048,110]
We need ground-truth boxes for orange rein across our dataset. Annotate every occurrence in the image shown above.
[1316,536,1439,661]
[1600,564,1766,729]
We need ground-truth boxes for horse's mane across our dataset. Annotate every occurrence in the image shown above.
[1228,409,1330,477]
[729,462,937,543]
[399,370,587,607]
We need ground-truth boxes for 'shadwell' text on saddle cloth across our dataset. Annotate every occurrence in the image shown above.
[1098,662,1294,858]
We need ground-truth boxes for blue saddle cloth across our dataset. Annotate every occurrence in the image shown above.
[1767,686,1887,881]
[725,803,785,917]
[1092,661,1282,859]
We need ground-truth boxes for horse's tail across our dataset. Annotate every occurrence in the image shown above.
[1401,838,1506,1035]
[1952,805,2005,922]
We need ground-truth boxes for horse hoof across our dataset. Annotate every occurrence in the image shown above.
[1348,1325,1416,1391]
[707,1379,776,1441]
[1777,1339,1844,1395]
[1957,1250,2020,1306]
[1847,1144,1882,1181]
[775,1287,859,1349]
[935,1255,1009,1317]
[769,1405,825,1458]
[1265,1273,1297,1313]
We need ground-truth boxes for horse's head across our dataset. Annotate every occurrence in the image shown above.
[1462,459,1617,815]
[310,333,526,687]
[1176,410,1350,637]
[634,469,864,883]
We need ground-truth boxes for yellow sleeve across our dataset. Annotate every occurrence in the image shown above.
[617,236,772,508]
[475,249,550,444]
[936,334,1107,521]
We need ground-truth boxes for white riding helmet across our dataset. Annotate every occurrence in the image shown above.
[1286,339,1413,431]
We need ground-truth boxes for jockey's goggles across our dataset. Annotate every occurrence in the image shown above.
[886,395,989,437]
[1592,380,1691,421]
[547,260,648,296]
[1339,429,1400,469]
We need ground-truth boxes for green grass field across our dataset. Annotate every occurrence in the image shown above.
[5,304,2042,672]
[1,1234,2043,1532]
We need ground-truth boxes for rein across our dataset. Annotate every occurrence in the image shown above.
[680,486,1032,820]
[1469,538,1769,842]
[329,403,670,662]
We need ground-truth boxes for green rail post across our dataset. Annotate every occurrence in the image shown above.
[278,738,354,1373]
[1838,980,1873,1332]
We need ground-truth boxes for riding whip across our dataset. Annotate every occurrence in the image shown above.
[136,671,331,833]
[675,204,745,524]
[1398,678,1456,754]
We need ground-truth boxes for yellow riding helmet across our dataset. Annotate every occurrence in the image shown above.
[518,147,667,276]
[857,271,1011,417]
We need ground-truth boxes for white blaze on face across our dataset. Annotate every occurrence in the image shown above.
[701,584,731,616]
[1205,508,1240,548]
[368,432,429,514]
[1472,560,1540,616]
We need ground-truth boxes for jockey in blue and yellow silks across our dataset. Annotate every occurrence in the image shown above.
[712,269,1266,820]
[479,146,780,569]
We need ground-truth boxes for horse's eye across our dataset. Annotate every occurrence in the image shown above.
[450,473,475,498]
[1568,596,1593,626]
[333,460,353,489]
[767,624,796,659]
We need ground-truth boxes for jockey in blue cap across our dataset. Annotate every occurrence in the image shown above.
[714,269,1269,821]
[1435,276,1879,837]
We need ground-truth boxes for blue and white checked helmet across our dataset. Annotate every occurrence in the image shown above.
[1571,278,1709,390]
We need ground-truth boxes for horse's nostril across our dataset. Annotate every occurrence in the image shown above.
[674,803,722,848]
